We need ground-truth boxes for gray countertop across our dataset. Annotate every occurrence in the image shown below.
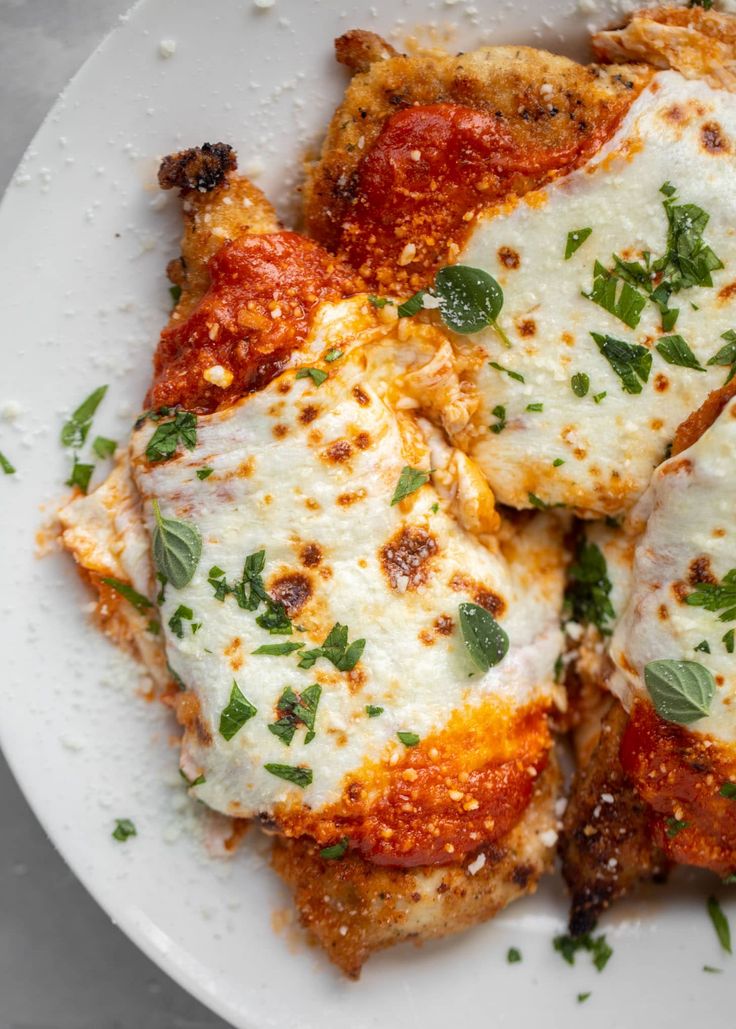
[0,3,228,1026]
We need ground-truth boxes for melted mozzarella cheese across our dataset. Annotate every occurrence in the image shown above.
[130,334,565,819]
[457,70,736,516]
[608,396,736,743]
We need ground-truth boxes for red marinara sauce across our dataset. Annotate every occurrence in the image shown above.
[338,102,624,289]
[147,232,355,413]
[620,701,736,876]
[277,702,551,867]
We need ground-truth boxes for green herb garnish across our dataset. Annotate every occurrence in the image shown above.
[571,372,590,398]
[655,334,705,371]
[61,385,108,448]
[320,837,349,860]
[324,348,344,362]
[507,947,522,963]
[490,405,507,434]
[644,660,716,725]
[298,622,365,672]
[366,705,384,717]
[564,539,615,636]
[565,228,592,260]
[66,457,94,494]
[686,569,736,623]
[391,466,430,506]
[168,604,194,639]
[591,332,652,394]
[707,897,732,954]
[585,261,647,329]
[458,602,509,672]
[489,361,525,383]
[196,467,214,480]
[112,818,136,842]
[666,817,689,837]
[92,436,117,459]
[264,763,313,788]
[434,265,510,345]
[0,451,15,475]
[151,499,202,589]
[219,681,257,741]
[397,731,420,747]
[707,329,736,384]
[268,684,321,746]
[720,782,736,800]
[252,642,305,656]
[99,576,153,613]
[146,410,197,463]
[553,933,612,972]
[296,368,328,387]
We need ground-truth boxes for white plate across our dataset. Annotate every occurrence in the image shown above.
[1,1,733,1026]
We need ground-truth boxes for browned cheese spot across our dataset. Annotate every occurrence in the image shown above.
[702,121,730,154]
[688,555,717,586]
[337,489,368,506]
[718,281,736,303]
[272,423,289,439]
[324,439,353,463]
[270,572,313,616]
[658,604,669,621]
[353,431,371,450]
[352,385,371,406]
[498,246,520,270]
[299,405,320,425]
[654,373,669,393]
[300,543,323,567]
[380,525,438,591]
[517,318,536,338]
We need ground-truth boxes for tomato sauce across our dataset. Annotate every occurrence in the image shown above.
[620,701,736,876]
[277,701,551,867]
[338,102,626,290]
[147,232,355,413]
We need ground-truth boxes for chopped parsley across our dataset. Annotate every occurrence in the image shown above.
[656,184,723,292]
[585,261,647,329]
[320,837,349,860]
[0,451,15,475]
[695,640,711,654]
[61,385,108,449]
[209,550,292,635]
[489,360,525,383]
[571,372,590,398]
[167,604,195,639]
[397,731,420,747]
[268,684,321,746]
[490,404,507,434]
[553,458,565,467]
[145,410,197,463]
[112,818,136,842]
[655,334,705,371]
[196,467,214,480]
[219,681,257,741]
[689,1,713,9]
[324,348,343,362]
[565,227,592,260]
[179,769,206,787]
[169,284,182,306]
[553,933,612,972]
[707,329,736,384]
[707,897,732,954]
[92,436,117,459]
[264,763,313,788]
[366,705,384,717]
[666,817,689,838]
[564,538,615,635]
[593,390,607,404]
[368,295,390,309]
[577,993,591,1004]
[591,332,652,394]
[298,622,365,672]
[526,402,543,412]
[686,568,736,623]
[720,782,736,800]
[66,457,94,494]
[391,466,430,506]
[724,628,735,654]
[99,576,153,613]
[507,947,522,963]
[252,641,305,656]
[296,367,328,387]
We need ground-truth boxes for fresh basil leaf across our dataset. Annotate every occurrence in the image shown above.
[490,404,506,434]
[655,334,705,371]
[591,332,652,394]
[391,466,430,505]
[434,265,509,343]
[100,576,153,613]
[66,457,94,493]
[92,436,117,459]
[219,681,257,741]
[707,897,732,954]
[252,642,305,656]
[112,818,136,842]
[264,763,313,788]
[320,837,349,860]
[151,499,202,589]
[0,451,15,475]
[61,385,108,448]
[571,373,590,397]
[585,261,647,329]
[196,467,214,480]
[565,228,592,260]
[366,705,384,717]
[296,368,328,387]
[397,291,426,317]
[145,410,197,463]
[397,731,420,747]
[719,782,736,800]
[458,602,509,671]
[644,659,716,724]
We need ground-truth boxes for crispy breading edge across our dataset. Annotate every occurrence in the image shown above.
[272,758,559,978]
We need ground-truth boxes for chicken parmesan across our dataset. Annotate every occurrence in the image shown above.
[55,2,736,975]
